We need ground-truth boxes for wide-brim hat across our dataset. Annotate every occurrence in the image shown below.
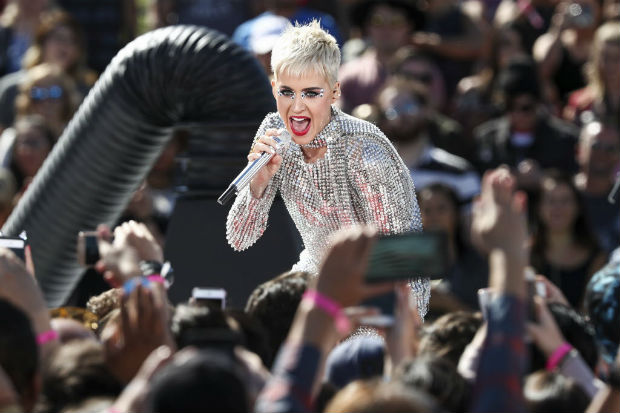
[350,0,426,32]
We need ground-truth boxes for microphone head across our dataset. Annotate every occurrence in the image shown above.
[277,128,292,144]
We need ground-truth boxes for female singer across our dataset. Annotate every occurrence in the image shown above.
[226,21,428,316]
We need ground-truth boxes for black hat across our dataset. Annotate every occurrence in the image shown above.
[351,0,425,32]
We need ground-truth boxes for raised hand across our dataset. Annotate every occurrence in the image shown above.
[313,226,393,308]
[248,129,285,198]
[103,282,175,383]
[471,167,528,255]
[95,220,163,287]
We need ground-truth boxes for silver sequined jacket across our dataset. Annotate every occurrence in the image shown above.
[226,106,429,316]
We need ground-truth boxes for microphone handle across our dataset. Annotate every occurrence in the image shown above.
[234,150,274,191]
[218,133,290,205]
[217,152,274,205]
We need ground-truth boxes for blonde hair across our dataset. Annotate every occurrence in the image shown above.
[271,20,340,86]
[586,21,620,100]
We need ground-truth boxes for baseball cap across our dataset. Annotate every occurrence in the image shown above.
[250,14,291,55]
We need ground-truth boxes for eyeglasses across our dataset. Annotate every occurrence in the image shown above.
[277,88,324,100]
[30,85,63,101]
[384,100,422,120]
[591,141,620,153]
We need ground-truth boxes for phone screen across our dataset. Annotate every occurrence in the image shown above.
[0,237,26,261]
[359,290,396,327]
[365,231,449,283]
[192,288,226,310]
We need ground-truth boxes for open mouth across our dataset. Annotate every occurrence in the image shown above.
[289,116,311,136]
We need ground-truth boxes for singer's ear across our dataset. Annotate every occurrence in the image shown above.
[333,81,341,101]
[271,79,277,99]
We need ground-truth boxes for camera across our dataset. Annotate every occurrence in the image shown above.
[0,236,26,262]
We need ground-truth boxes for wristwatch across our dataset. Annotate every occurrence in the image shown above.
[139,260,174,287]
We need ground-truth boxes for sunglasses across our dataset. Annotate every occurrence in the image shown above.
[384,99,422,120]
[30,85,63,101]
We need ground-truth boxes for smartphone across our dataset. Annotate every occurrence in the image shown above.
[76,231,99,267]
[192,287,227,310]
[359,290,396,327]
[364,231,449,283]
[477,288,496,321]
[525,268,547,322]
[0,236,26,261]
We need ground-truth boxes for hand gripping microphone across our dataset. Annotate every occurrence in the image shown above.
[217,129,292,205]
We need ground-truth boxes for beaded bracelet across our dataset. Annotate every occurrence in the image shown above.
[546,342,573,371]
[302,289,351,334]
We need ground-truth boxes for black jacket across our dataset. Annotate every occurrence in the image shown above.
[473,114,579,175]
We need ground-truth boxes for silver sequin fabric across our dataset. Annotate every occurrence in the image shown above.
[226,106,429,318]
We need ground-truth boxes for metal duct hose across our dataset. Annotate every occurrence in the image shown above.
[2,26,275,306]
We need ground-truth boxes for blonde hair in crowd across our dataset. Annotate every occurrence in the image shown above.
[271,20,341,86]
[586,21,620,100]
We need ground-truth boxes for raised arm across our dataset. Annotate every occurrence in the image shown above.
[226,114,284,251]
[470,167,529,413]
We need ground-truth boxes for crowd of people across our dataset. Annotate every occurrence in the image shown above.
[0,0,618,412]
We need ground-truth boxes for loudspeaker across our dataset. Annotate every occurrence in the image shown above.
[164,196,302,308]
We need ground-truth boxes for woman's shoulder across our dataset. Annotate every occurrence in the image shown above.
[337,110,396,155]
[338,110,382,135]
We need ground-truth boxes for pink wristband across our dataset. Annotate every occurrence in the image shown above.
[302,290,351,334]
[36,329,59,346]
[146,274,164,284]
[546,342,573,371]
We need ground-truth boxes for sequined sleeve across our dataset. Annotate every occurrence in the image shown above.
[345,130,430,318]
[225,114,283,251]
[345,131,422,235]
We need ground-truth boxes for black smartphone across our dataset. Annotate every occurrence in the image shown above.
[0,236,26,261]
[364,231,449,283]
[525,269,546,322]
[76,231,100,267]
[359,290,397,327]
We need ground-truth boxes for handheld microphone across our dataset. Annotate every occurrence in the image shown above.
[218,129,291,205]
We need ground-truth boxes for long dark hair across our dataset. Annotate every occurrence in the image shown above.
[419,183,466,258]
[531,169,600,267]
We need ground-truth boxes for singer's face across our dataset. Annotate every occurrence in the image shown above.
[272,70,340,146]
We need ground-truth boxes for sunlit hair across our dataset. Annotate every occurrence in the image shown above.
[586,21,620,100]
[271,20,340,86]
[22,11,92,77]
